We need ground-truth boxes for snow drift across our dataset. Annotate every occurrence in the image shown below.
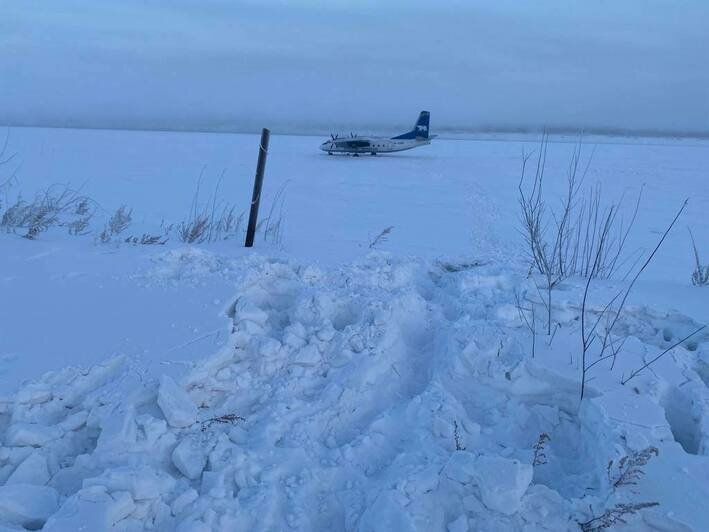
[1,252,708,530]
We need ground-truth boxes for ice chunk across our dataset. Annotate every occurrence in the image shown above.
[49,460,100,498]
[108,491,136,525]
[228,426,248,445]
[283,323,308,349]
[348,334,365,353]
[316,326,336,342]
[176,519,211,532]
[44,486,135,530]
[5,423,64,447]
[471,455,533,516]
[15,383,52,405]
[293,344,321,366]
[95,409,137,452]
[171,488,198,516]
[258,337,282,358]
[518,485,570,530]
[6,452,49,486]
[157,376,198,428]
[358,490,416,532]
[447,515,468,532]
[216,368,231,380]
[136,415,168,446]
[0,446,32,467]
[200,471,225,497]
[172,435,208,480]
[59,410,89,432]
[0,484,59,529]
[236,304,269,327]
[584,390,674,443]
[442,451,477,484]
[83,466,176,500]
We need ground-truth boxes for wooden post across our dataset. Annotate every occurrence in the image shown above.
[245,128,270,247]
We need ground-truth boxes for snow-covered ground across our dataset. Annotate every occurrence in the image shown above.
[1,127,708,530]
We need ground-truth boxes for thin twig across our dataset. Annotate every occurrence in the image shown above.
[621,325,707,385]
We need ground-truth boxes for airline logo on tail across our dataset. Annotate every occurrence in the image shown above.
[392,111,431,140]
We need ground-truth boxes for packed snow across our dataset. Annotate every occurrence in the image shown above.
[1,127,708,530]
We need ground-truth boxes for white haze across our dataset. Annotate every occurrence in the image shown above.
[1,0,707,135]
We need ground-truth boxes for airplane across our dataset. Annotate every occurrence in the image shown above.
[320,111,436,156]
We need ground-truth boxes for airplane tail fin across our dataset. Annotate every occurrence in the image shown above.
[392,111,430,140]
[413,111,430,139]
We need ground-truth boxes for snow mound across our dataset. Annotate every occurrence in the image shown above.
[141,248,240,286]
[1,254,708,530]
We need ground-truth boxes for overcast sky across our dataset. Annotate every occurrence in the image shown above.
[1,0,707,135]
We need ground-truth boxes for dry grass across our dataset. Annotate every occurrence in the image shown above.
[1,184,96,239]
[518,137,642,282]
[518,136,642,336]
[578,446,661,530]
[200,413,245,432]
[369,226,394,249]
[99,205,133,242]
[178,173,245,244]
[580,200,687,400]
[532,432,550,466]
[579,502,659,531]
[689,228,709,286]
[607,446,658,488]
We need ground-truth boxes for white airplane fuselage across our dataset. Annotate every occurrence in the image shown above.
[320,110,435,155]
[319,136,433,155]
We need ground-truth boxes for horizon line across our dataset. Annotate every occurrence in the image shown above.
[2,121,709,141]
